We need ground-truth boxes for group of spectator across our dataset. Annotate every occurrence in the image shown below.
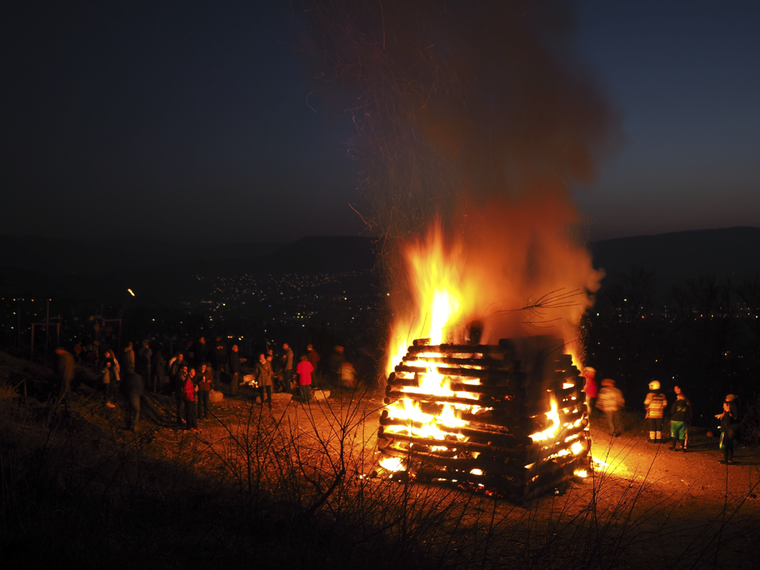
[60,335,358,431]
[583,365,744,464]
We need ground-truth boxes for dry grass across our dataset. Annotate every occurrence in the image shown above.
[1,351,758,569]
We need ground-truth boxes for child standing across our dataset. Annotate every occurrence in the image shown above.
[669,393,692,451]
[715,395,741,464]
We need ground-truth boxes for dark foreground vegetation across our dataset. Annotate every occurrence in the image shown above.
[2,351,759,570]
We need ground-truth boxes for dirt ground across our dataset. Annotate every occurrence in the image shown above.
[121,387,760,569]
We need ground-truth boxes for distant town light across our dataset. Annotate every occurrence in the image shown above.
[128,289,136,297]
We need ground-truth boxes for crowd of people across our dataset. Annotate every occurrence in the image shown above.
[582,366,746,464]
[55,335,365,432]
[58,338,747,461]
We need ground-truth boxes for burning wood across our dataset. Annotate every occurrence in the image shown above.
[378,335,590,500]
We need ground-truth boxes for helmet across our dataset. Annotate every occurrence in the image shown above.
[649,380,660,391]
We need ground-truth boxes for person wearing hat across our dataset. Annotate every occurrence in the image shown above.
[715,394,742,464]
[644,380,668,443]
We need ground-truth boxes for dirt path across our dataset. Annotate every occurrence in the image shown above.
[137,392,760,568]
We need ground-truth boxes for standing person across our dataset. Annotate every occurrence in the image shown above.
[669,392,692,451]
[596,379,625,436]
[212,337,227,391]
[185,340,195,366]
[281,343,294,393]
[195,336,207,368]
[327,345,346,387]
[340,360,357,388]
[121,371,144,432]
[672,385,693,451]
[644,380,668,443]
[229,344,242,397]
[254,353,273,409]
[296,354,314,403]
[582,367,598,417]
[121,341,136,374]
[197,362,212,419]
[183,367,198,431]
[101,359,116,408]
[715,394,742,464]
[173,364,188,426]
[153,350,167,393]
[169,352,185,378]
[105,349,121,392]
[55,347,76,401]
[306,343,320,385]
[138,340,152,389]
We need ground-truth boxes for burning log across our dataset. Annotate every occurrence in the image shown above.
[377,336,590,500]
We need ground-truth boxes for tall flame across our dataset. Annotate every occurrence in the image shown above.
[386,202,602,376]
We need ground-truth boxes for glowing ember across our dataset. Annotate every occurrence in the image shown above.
[379,456,405,473]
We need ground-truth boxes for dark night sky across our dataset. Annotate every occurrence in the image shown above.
[2,1,759,245]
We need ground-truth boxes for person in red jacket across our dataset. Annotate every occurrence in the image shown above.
[184,368,198,431]
[296,354,314,403]
[582,366,598,418]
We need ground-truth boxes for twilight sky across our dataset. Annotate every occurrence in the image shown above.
[2,1,759,244]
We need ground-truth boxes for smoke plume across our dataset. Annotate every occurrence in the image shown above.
[305,0,624,360]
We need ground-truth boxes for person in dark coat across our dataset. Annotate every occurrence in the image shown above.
[195,336,207,368]
[254,353,273,409]
[229,344,242,397]
[55,347,76,397]
[281,343,294,394]
[169,352,185,378]
[212,337,227,391]
[715,394,742,464]
[669,389,693,451]
[306,344,320,385]
[153,350,167,393]
[673,385,693,450]
[121,372,144,432]
[197,362,213,419]
[121,342,136,374]
[173,364,188,426]
[138,340,152,389]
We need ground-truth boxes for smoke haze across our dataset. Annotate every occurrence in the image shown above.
[306,0,623,359]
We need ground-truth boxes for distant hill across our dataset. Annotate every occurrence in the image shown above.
[198,236,378,275]
[0,235,284,276]
[589,227,760,292]
[0,235,379,301]
[3,229,759,300]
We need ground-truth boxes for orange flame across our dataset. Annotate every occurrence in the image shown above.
[382,200,599,479]
[386,199,603,376]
